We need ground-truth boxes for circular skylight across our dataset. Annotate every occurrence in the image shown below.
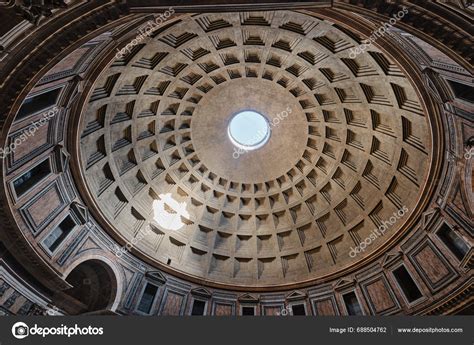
[228,110,270,151]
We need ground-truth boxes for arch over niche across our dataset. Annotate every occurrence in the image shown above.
[60,257,121,315]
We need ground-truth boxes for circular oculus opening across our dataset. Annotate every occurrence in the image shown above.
[227,110,270,151]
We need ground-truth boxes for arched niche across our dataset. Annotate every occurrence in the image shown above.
[59,258,119,315]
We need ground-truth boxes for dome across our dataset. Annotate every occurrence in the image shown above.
[77,11,433,288]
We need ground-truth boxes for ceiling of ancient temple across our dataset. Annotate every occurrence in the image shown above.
[77,11,433,287]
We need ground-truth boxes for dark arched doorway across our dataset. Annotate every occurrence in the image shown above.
[60,259,117,314]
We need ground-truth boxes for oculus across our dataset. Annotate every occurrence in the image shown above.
[227,110,270,151]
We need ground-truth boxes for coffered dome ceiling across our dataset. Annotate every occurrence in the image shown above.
[78,11,433,287]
